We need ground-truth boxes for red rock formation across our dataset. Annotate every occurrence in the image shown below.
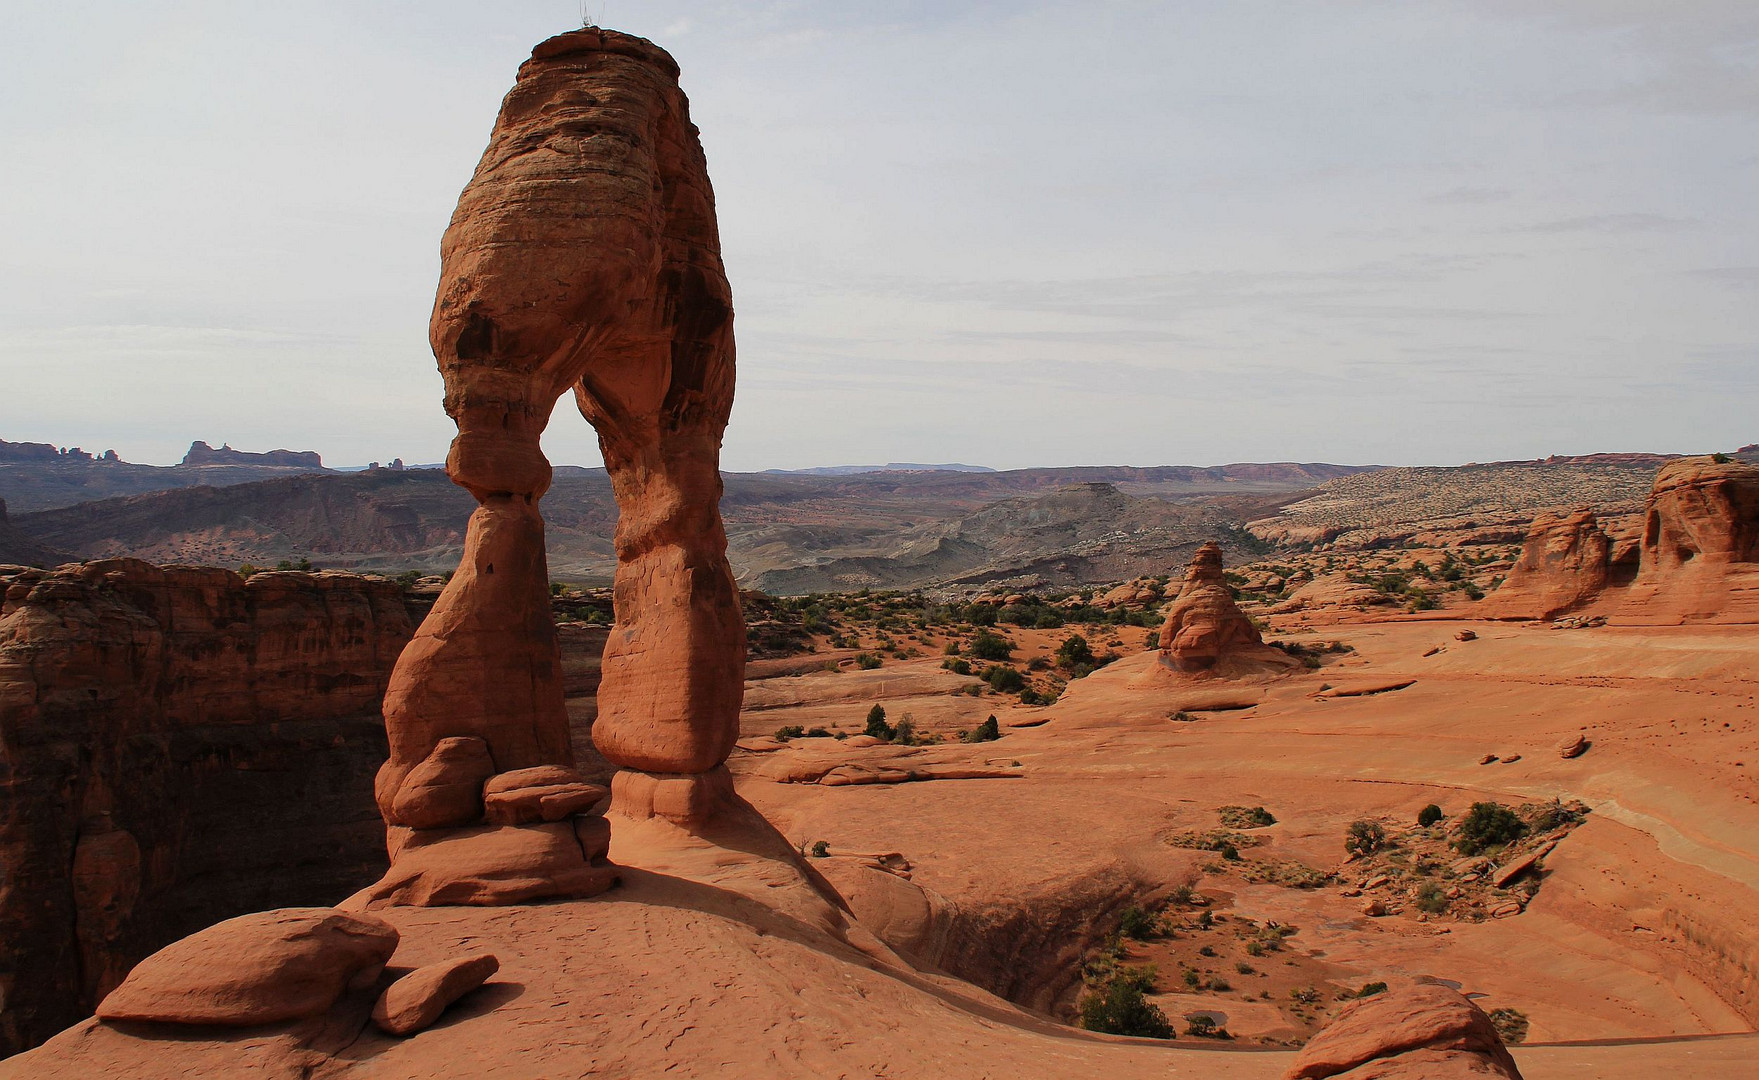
[1157,542,1296,674]
[95,909,399,1027]
[1284,984,1523,1079]
[0,560,410,1056]
[363,26,737,903]
[1482,508,1611,620]
[1616,457,1759,623]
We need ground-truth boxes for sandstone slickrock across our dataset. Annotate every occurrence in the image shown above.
[367,25,743,900]
[1157,543,1297,674]
[0,559,409,1056]
[1483,508,1611,620]
[95,909,398,1027]
[371,952,500,1036]
[1284,984,1522,1079]
[1616,457,1759,623]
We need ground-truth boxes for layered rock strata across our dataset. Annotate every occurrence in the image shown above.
[1157,542,1296,674]
[362,26,740,904]
[0,560,408,1056]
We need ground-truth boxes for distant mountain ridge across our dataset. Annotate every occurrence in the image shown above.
[763,463,996,476]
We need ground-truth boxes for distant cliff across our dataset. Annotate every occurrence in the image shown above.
[180,440,323,469]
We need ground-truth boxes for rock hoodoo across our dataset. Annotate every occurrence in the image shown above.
[361,26,740,905]
[1482,508,1612,620]
[1157,542,1296,674]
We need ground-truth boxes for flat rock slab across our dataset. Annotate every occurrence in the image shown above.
[373,952,500,1036]
[96,908,398,1027]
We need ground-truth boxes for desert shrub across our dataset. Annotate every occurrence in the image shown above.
[1418,803,1444,828]
[1056,634,1097,669]
[1169,829,1261,853]
[809,840,829,858]
[942,657,972,675]
[1079,979,1172,1038]
[394,569,421,587]
[1712,452,1733,464]
[969,629,1014,660]
[276,557,313,571]
[963,603,999,626]
[1169,710,1197,722]
[1182,968,1201,988]
[1220,844,1241,861]
[1414,882,1450,914]
[1217,805,1276,829]
[1345,820,1387,857]
[1525,798,1585,834]
[1487,1007,1529,1044]
[1118,905,1158,940]
[1196,911,1213,930]
[963,716,1001,743]
[1244,941,1265,957]
[1183,1013,1231,1039]
[1241,859,1327,888]
[1019,686,1057,705]
[864,705,894,741]
[1235,962,1255,975]
[1356,981,1388,998]
[1206,977,1231,992]
[891,719,917,745]
[774,725,805,741]
[854,652,882,670]
[1455,802,1525,855]
[804,727,831,738]
[1290,986,1319,1005]
[983,664,1026,693]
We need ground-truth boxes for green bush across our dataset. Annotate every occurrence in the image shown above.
[1356,981,1388,998]
[864,704,895,741]
[1118,905,1157,940]
[1079,979,1172,1038]
[1345,820,1387,857]
[963,716,1001,743]
[774,725,804,741]
[983,665,1025,693]
[942,657,972,675]
[1056,634,1096,669]
[1414,882,1450,914]
[1183,1014,1230,1039]
[1418,803,1444,828]
[809,840,830,858]
[892,719,917,745]
[970,629,1014,661]
[1455,801,1525,855]
[1712,452,1733,464]
[854,652,882,670]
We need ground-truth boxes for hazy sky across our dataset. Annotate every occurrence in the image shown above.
[2,1,1755,470]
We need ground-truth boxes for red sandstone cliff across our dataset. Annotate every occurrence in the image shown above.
[1615,458,1759,623]
[0,560,412,1056]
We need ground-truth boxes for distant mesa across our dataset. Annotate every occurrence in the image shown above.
[180,440,324,470]
[0,439,114,464]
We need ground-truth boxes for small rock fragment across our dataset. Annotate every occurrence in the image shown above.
[372,952,500,1036]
